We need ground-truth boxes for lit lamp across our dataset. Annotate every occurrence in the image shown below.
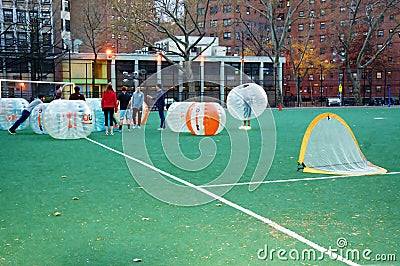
[106,49,113,59]
[156,53,162,85]
[20,82,25,98]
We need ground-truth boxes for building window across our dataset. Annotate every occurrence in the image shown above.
[210,20,217,27]
[310,0,315,3]
[299,11,304,17]
[223,32,231,40]
[310,10,315,17]
[246,7,250,15]
[223,19,232,26]
[309,22,314,29]
[17,32,28,46]
[320,22,325,29]
[198,22,204,28]
[377,30,384,37]
[320,9,326,16]
[4,10,13,23]
[376,86,381,93]
[16,10,26,24]
[320,47,326,54]
[390,14,395,20]
[198,8,205,16]
[376,72,382,79]
[320,35,325,42]
[210,6,218,14]
[5,32,14,46]
[223,5,232,13]
[210,33,217,37]
[340,6,346,12]
[226,46,231,53]
[64,0,70,12]
[42,33,52,46]
[235,5,240,13]
[309,74,314,81]
[298,24,304,31]
[340,21,345,27]
[388,57,393,62]
[42,11,51,25]
[235,32,240,40]
[65,19,71,31]
[29,11,38,22]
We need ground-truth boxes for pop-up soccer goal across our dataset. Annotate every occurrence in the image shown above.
[298,113,386,176]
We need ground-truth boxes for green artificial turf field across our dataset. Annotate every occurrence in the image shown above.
[0,107,399,265]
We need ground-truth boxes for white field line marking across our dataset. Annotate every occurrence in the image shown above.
[199,171,400,188]
[85,137,360,266]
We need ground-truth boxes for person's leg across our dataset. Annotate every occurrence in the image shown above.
[112,114,119,129]
[158,107,165,128]
[110,108,115,134]
[137,108,142,127]
[104,109,109,134]
[9,110,30,133]
[132,108,138,127]
[125,110,131,130]
[119,110,125,130]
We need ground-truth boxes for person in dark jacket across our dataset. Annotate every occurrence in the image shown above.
[147,83,165,130]
[69,86,86,100]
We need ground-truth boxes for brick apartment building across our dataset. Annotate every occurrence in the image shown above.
[198,0,400,105]
[1,0,400,104]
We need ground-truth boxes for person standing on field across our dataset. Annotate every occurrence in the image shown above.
[117,86,131,131]
[131,86,144,129]
[146,83,165,130]
[101,83,118,135]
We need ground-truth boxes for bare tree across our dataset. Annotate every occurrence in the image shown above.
[79,1,109,90]
[329,0,400,105]
[108,0,216,98]
[244,0,307,105]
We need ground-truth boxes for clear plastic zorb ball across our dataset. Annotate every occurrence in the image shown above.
[30,103,49,134]
[86,98,105,132]
[0,98,29,131]
[227,83,268,120]
[42,100,94,139]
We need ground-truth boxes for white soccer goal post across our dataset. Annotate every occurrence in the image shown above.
[0,79,74,100]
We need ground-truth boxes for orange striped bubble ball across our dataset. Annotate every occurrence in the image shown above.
[185,102,226,136]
